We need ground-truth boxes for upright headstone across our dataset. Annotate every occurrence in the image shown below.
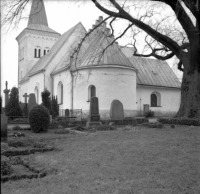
[110,99,124,120]
[65,109,69,117]
[28,93,37,113]
[86,97,101,128]
[1,113,8,142]
[3,81,10,107]
[143,104,149,115]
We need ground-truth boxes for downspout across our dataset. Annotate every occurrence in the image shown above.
[42,70,45,89]
[70,56,74,110]
[50,73,54,96]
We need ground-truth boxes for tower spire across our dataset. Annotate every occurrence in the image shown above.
[28,0,48,27]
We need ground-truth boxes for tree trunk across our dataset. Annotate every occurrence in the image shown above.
[176,59,200,119]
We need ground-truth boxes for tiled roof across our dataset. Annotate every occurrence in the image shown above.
[27,22,85,77]
[28,0,48,26]
[121,47,181,88]
[72,18,137,71]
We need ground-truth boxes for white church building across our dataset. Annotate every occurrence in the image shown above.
[16,0,181,119]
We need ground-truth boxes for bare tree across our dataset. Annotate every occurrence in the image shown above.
[91,0,200,119]
[1,0,200,118]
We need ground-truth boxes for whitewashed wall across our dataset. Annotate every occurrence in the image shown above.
[136,85,181,116]
[17,31,59,81]
[71,66,137,119]
[19,73,44,104]
[53,70,71,110]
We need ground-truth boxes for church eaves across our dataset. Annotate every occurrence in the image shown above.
[28,0,48,26]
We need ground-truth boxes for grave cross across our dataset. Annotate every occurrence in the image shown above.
[23,93,29,103]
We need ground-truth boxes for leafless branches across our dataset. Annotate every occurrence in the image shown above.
[1,0,30,31]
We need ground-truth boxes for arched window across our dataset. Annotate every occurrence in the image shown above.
[34,86,39,104]
[88,85,96,101]
[151,92,161,107]
[151,94,157,107]
[43,47,50,56]
[57,82,63,104]
[34,46,41,58]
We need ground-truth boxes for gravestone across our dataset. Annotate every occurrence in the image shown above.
[1,113,8,141]
[22,93,30,117]
[28,93,37,113]
[110,99,124,120]
[143,104,149,115]
[86,97,101,128]
[23,93,29,103]
[65,109,69,117]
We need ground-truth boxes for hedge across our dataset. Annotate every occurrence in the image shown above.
[158,118,200,126]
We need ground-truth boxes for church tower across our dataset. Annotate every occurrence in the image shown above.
[16,0,60,84]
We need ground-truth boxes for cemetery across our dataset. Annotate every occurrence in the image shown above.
[1,0,200,192]
[0,81,199,193]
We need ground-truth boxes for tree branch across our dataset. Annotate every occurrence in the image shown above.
[177,60,184,71]
[92,0,182,56]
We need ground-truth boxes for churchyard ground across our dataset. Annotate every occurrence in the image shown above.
[1,125,200,194]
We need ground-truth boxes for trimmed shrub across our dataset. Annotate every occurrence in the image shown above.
[29,105,50,133]
[51,95,59,118]
[158,118,200,126]
[144,110,155,118]
[41,88,51,113]
[1,156,13,175]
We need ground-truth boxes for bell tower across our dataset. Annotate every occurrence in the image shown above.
[16,0,60,84]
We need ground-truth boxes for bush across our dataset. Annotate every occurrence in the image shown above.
[29,105,50,133]
[144,110,155,118]
[1,156,13,175]
[12,126,23,131]
[54,129,70,134]
[5,87,23,117]
[96,124,116,131]
[72,125,87,131]
[41,88,51,113]
[158,118,200,126]
[51,95,59,118]
[9,132,26,137]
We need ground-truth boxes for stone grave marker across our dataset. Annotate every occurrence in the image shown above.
[86,97,101,128]
[22,93,30,117]
[28,93,37,113]
[23,93,29,104]
[65,109,70,117]
[1,112,8,141]
[110,99,124,120]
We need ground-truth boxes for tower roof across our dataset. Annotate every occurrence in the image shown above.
[28,0,48,26]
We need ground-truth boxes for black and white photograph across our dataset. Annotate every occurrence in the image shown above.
[1,0,200,193]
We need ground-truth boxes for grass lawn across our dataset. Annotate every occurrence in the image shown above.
[1,125,200,194]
